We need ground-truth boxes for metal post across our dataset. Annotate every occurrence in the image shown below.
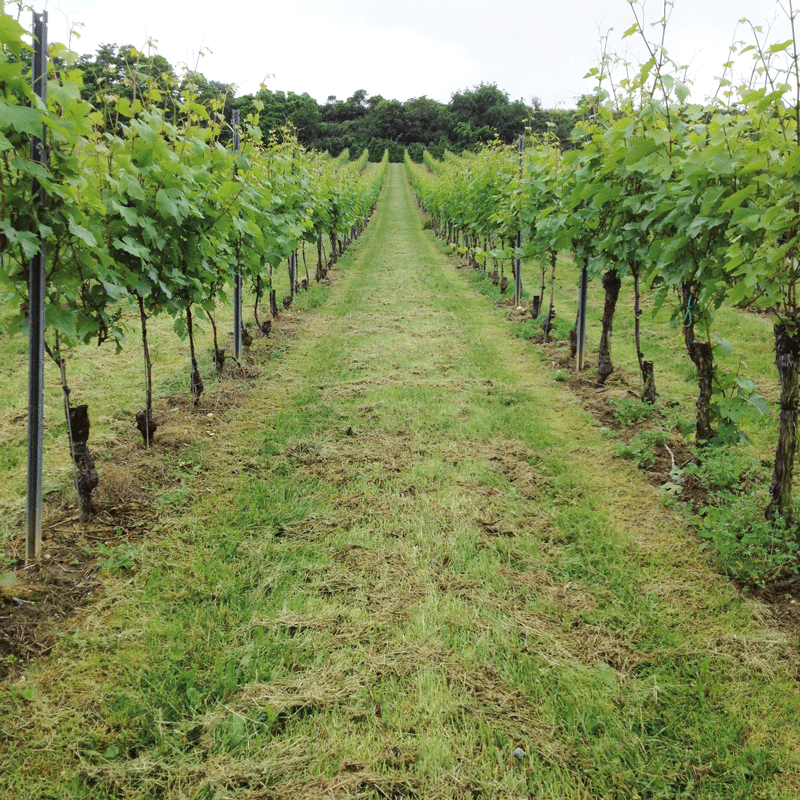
[514,135,523,307]
[232,109,242,360]
[576,258,589,373]
[514,230,522,307]
[26,10,47,562]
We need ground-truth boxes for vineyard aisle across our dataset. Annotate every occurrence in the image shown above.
[4,163,800,799]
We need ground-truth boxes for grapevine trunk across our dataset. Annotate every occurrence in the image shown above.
[766,321,800,522]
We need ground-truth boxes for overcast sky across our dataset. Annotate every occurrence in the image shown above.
[39,0,792,108]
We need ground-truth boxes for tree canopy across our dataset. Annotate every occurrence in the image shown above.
[73,46,578,161]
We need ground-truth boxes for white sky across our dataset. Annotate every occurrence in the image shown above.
[35,0,793,107]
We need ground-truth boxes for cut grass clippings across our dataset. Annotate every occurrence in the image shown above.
[1,164,800,799]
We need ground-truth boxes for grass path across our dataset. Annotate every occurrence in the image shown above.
[3,164,800,799]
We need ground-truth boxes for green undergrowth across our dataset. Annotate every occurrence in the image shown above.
[0,235,337,543]
[449,232,797,588]
[460,248,780,458]
[673,445,795,586]
[2,165,800,799]
[460,247,777,455]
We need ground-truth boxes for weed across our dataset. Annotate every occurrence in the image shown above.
[676,444,788,585]
[154,485,193,510]
[175,442,202,474]
[549,315,574,341]
[617,430,669,470]
[293,285,329,311]
[513,320,540,341]
[0,441,21,471]
[660,464,686,501]
[682,444,767,495]
[0,569,17,589]
[607,396,655,426]
[695,494,799,585]
[96,541,141,575]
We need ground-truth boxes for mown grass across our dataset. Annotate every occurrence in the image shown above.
[2,165,800,799]
[465,244,800,578]
[0,238,325,544]
[465,250,778,455]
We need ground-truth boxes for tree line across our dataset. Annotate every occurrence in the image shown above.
[74,44,579,161]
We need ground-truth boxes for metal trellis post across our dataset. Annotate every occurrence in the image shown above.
[514,135,523,308]
[577,257,589,373]
[26,10,48,562]
[232,110,242,360]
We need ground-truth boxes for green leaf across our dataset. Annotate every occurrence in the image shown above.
[100,280,125,301]
[0,13,30,52]
[45,304,78,340]
[120,172,147,202]
[113,236,150,261]
[0,571,17,588]
[711,335,735,358]
[116,96,142,118]
[110,201,139,227]
[173,315,188,340]
[769,39,794,54]
[675,82,690,103]
[714,397,744,424]
[0,224,41,261]
[624,137,658,166]
[68,219,97,248]
[685,216,710,239]
[156,189,180,222]
[742,392,769,416]
[1,102,43,136]
[719,184,756,214]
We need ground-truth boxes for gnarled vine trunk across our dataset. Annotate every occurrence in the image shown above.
[329,232,338,265]
[254,274,263,332]
[69,404,98,519]
[269,264,278,319]
[52,342,98,520]
[597,268,621,384]
[186,305,203,406]
[207,308,225,374]
[633,269,657,403]
[641,361,656,405]
[692,340,714,442]
[681,284,713,444]
[136,294,156,446]
[766,321,800,522]
[543,250,557,344]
